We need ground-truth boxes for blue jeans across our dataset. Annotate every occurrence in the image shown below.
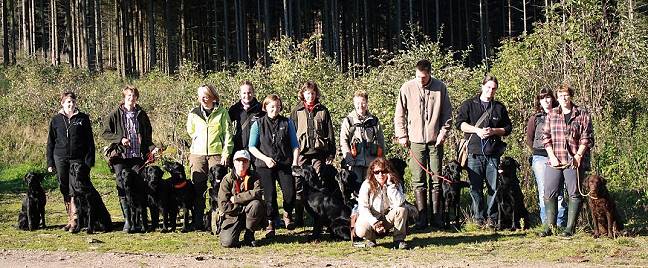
[466,154,499,223]
[532,155,567,226]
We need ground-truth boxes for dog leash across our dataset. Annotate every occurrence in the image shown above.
[408,149,455,184]
[574,163,597,199]
[135,150,164,173]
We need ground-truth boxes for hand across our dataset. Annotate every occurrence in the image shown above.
[220,157,229,166]
[549,155,561,167]
[398,137,409,148]
[435,131,446,146]
[229,195,235,203]
[326,155,334,165]
[373,221,386,234]
[121,138,131,147]
[573,153,582,168]
[264,157,277,168]
[151,147,160,155]
[476,127,492,139]
[47,166,54,173]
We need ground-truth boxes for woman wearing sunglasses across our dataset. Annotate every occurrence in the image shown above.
[354,158,409,249]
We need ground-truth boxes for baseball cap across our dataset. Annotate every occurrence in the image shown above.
[233,150,251,161]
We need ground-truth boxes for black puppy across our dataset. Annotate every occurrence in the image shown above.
[293,165,351,241]
[69,162,112,234]
[441,160,470,228]
[206,164,228,234]
[142,166,175,233]
[163,161,195,233]
[496,157,530,230]
[122,168,149,233]
[17,172,46,231]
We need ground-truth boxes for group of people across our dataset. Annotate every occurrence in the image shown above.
[45,59,594,248]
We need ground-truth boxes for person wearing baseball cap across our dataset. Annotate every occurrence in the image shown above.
[218,150,266,247]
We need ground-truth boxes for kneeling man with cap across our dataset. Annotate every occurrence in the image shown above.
[218,150,266,247]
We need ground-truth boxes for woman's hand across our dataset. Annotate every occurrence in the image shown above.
[373,221,386,234]
[573,153,582,168]
[264,157,277,168]
[121,138,131,147]
[47,166,54,173]
[549,155,561,167]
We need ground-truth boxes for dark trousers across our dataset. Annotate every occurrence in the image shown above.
[219,200,265,247]
[544,166,585,200]
[466,154,500,222]
[53,155,74,202]
[256,166,295,219]
[112,158,145,197]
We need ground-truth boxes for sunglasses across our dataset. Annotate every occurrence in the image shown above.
[372,170,388,175]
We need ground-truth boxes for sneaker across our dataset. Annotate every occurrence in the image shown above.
[394,240,408,250]
[365,240,377,248]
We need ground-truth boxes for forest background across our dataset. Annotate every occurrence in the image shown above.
[0,0,647,231]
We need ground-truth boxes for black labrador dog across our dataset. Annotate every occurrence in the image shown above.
[69,162,112,234]
[122,168,149,233]
[293,165,351,241]
[142,165,175,232]
[17,172,46,231]
[496,157,530,230]
[441,160,470,228]
[163,161,195,232]
[206,164,228,234]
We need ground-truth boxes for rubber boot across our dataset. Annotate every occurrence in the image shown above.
[561,197,582,237]
[119,197,133,233]
[431,187,444,229]
[539,197,557,237]
[413,188,428,230]
[62,201,72,231]
[294,199,304,227]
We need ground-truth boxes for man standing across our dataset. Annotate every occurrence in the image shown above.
[229,81,265,162]
[394,59,452,229]
[218,150,266,247]
[455,74,512,228]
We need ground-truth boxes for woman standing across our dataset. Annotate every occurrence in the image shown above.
[187,84,233,231]
[525,88,566,226]
[354,158,409,249]
[540,84,594,237]
[249,94,299,237]
[290,81,336,226]
[47,91,95,231]
[102,85,159,233]
[339,90,385,190]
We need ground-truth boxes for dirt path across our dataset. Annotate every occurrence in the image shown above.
[0,248,591,267]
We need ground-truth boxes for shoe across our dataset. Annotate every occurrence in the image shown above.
[394,240,408,250]
[365,240,377,248]
[242,229,257,247]
[265,220,275,238]
[283,212,295,230]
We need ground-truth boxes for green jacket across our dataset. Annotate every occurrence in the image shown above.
[186,105,233,157]
[290,102,336,157]
[218,171,263,216]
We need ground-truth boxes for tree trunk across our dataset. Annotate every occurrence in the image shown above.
[95,0,102,71]
[2,0,9,65]
[148,0,155,70]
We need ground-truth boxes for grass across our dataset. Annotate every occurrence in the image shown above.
[1,159,647,266]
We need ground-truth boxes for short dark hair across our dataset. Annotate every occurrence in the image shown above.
[60,91,77,103]
[481,74,498,88]
[534,88,558,113]
[415,59,432,73]
[298,81,321,102]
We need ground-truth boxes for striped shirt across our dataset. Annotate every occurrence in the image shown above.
[122,108,141,158]
[542,105,594,165]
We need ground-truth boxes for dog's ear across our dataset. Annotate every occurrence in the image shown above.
[600,176,607,185]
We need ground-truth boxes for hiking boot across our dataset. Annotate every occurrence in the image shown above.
[242,229,257,247]
[265,220,275,238]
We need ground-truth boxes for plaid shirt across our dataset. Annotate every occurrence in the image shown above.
[542,105,594,165]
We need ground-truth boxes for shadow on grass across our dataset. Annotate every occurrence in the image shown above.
[408,232,527,248]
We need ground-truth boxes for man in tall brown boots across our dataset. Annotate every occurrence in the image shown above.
[394,59,452,230]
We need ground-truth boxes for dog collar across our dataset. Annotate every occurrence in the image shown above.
[174,180,188,189]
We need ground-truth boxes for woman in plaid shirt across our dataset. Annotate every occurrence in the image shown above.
[540,84,594,237]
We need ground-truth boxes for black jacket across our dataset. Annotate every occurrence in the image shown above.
[228,98,265,152]
[254,115,294,168]
[47,110,96,167]
[101,105,155,158]
[455,96,513,155]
